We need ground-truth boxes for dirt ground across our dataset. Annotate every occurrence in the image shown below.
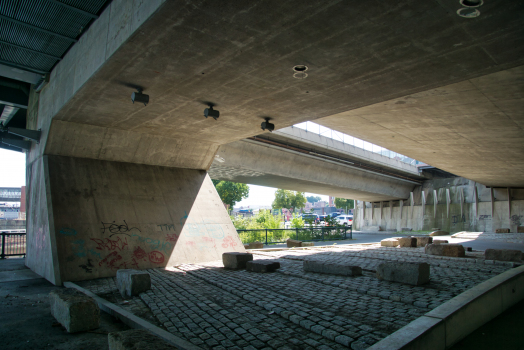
[0,259,129,350]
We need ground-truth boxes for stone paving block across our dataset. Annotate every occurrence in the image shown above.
[116,269,151,298]
[380,238,399,247]
[429,230,449,236]
[415,236,433,247]
[485,249,523,262]
[247,242,264,249]
[246,260,280,273]
[425,243,465,257]
[433,240,448,244]
[49,288,100,333]
[303,260,362,276]
[223,252,253,269]
[495,228,510,233]
[108,330,175,350]
[397,237,416,247]
[376,262,430,285]
[287,239,302,248]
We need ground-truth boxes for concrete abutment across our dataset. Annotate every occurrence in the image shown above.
[26,155,244,285]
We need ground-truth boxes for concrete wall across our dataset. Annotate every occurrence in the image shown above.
[354,177,524,233]
[27,156,244,284]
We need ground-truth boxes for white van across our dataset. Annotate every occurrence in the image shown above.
[336,215,353,228]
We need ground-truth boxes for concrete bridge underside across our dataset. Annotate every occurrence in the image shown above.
[20,0,524,284]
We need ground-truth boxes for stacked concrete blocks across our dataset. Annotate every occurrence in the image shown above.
[425,244,466,257]
[116,269,151,299]
[301,242,315,247]
[398,237,417,247]
[246,260,281,273]
[303,260,362,276]
[376,262,430,286]
[380,238,400,247]
[416,236,433,247]
[495,228,511,233]
[485,249,523,262]
[108,330,175,350]
[223,252,253,269]
[49,288,100,333]
[286,239,302,247]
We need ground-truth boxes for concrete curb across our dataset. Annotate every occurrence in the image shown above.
[64,282,202,350]
[367,265,524,350]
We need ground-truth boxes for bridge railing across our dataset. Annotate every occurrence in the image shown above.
[0,232,26,259]
[237,226,352,245]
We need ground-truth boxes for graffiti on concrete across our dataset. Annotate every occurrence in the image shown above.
[511,215,522,226]
[149,251,164,264]
[59,228,77,236]
[100,220,140,237]
[180,212,225,240]
[88,249,101,259]
[221,236,237,249]
[71,239,86,257]
[157,224,175,231]
[79,259,94,273]
[451,214,466,226]
[131,233,172,254]
[99,251,122,269]
[90,236,129,251]
[133,246,147,260]
[166,233,179,243]
[479,215,491,220]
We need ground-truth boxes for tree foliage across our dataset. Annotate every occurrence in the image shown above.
[272,189,307,211]
[334,197,354,211]
[306,195,321,203]
[212,180,249,208]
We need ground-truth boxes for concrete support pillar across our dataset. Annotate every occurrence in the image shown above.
[26,156,244,285]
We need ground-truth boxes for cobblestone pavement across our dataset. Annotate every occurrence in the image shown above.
[78,243,520,350]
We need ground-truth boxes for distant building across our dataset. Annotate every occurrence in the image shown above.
[314,201,326,208]
[329,196,334,207]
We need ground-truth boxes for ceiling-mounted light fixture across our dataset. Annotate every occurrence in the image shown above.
[261,117,275,132]
[204,104,220,120]
[131,88,149,106]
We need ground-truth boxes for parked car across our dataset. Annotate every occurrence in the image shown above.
[301,214,320,225]
[318,215,329,226]
[329,212,341,218]
[336,215,353,228]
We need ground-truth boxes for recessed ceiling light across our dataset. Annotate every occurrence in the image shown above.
[457,8,480,18]
[459,0,483,7]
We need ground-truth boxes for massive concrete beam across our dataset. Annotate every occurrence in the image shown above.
[209,140,418,202]
[316,66,524,188]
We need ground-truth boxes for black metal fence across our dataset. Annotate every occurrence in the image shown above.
[237,226,352,245]
[0,232,26,259]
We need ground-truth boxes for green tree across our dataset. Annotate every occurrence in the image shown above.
[212,180,249,208]
[306,195,321,203]
[334,197,354,213]
[272,189,306,212]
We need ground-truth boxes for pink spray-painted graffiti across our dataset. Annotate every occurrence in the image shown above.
[221,236,238,249]
[90,236,129,251]
[148,251,165,264]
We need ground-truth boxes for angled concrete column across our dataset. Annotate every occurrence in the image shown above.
[26,156,244,285]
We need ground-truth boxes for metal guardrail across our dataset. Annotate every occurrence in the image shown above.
[0,232,26,259]
[237,226,352,245]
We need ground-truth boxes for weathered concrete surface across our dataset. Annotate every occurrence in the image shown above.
[303,260,362,276]
[246,242,264,249]
[376,262,430,286]
[27,156,245,285]
[108,330,174,350]
[485,249,523,262]
[425,244,466,258]
[381,238,400,247]
[416,237,433,247]
[495,228,511,233]
[223,252,253,270]
[433,240,449,245]
[301,242,315,247]
[116,270,151,298]
[246,260,280,273]
[49,289,100,333]
[398,237,417,248]
[287,239,302,248]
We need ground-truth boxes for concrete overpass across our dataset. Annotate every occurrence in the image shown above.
[209,126,426,202]
[0,1,523,284]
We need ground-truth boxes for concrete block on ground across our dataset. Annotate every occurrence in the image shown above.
[518,226,524,233]
[246,241,264,249]
[485,249,523,262]
[433,240,449,244]
[246,260,280,273]
[362,226,382,232]
[495,228,510,233]
[303,260,362,276]
[430,230,449,236]
[49,288,100,333]
[287,239,302,248]
[425,244,465,257]
[401,228,412,232]
[398,237,417,247]
[301,242,314,247]
[416,236,433,247]
[108,329,174,350]
[222,252,253,269]
[376,262,430,285]
[116,269,151,298]
[381,238,400,247]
